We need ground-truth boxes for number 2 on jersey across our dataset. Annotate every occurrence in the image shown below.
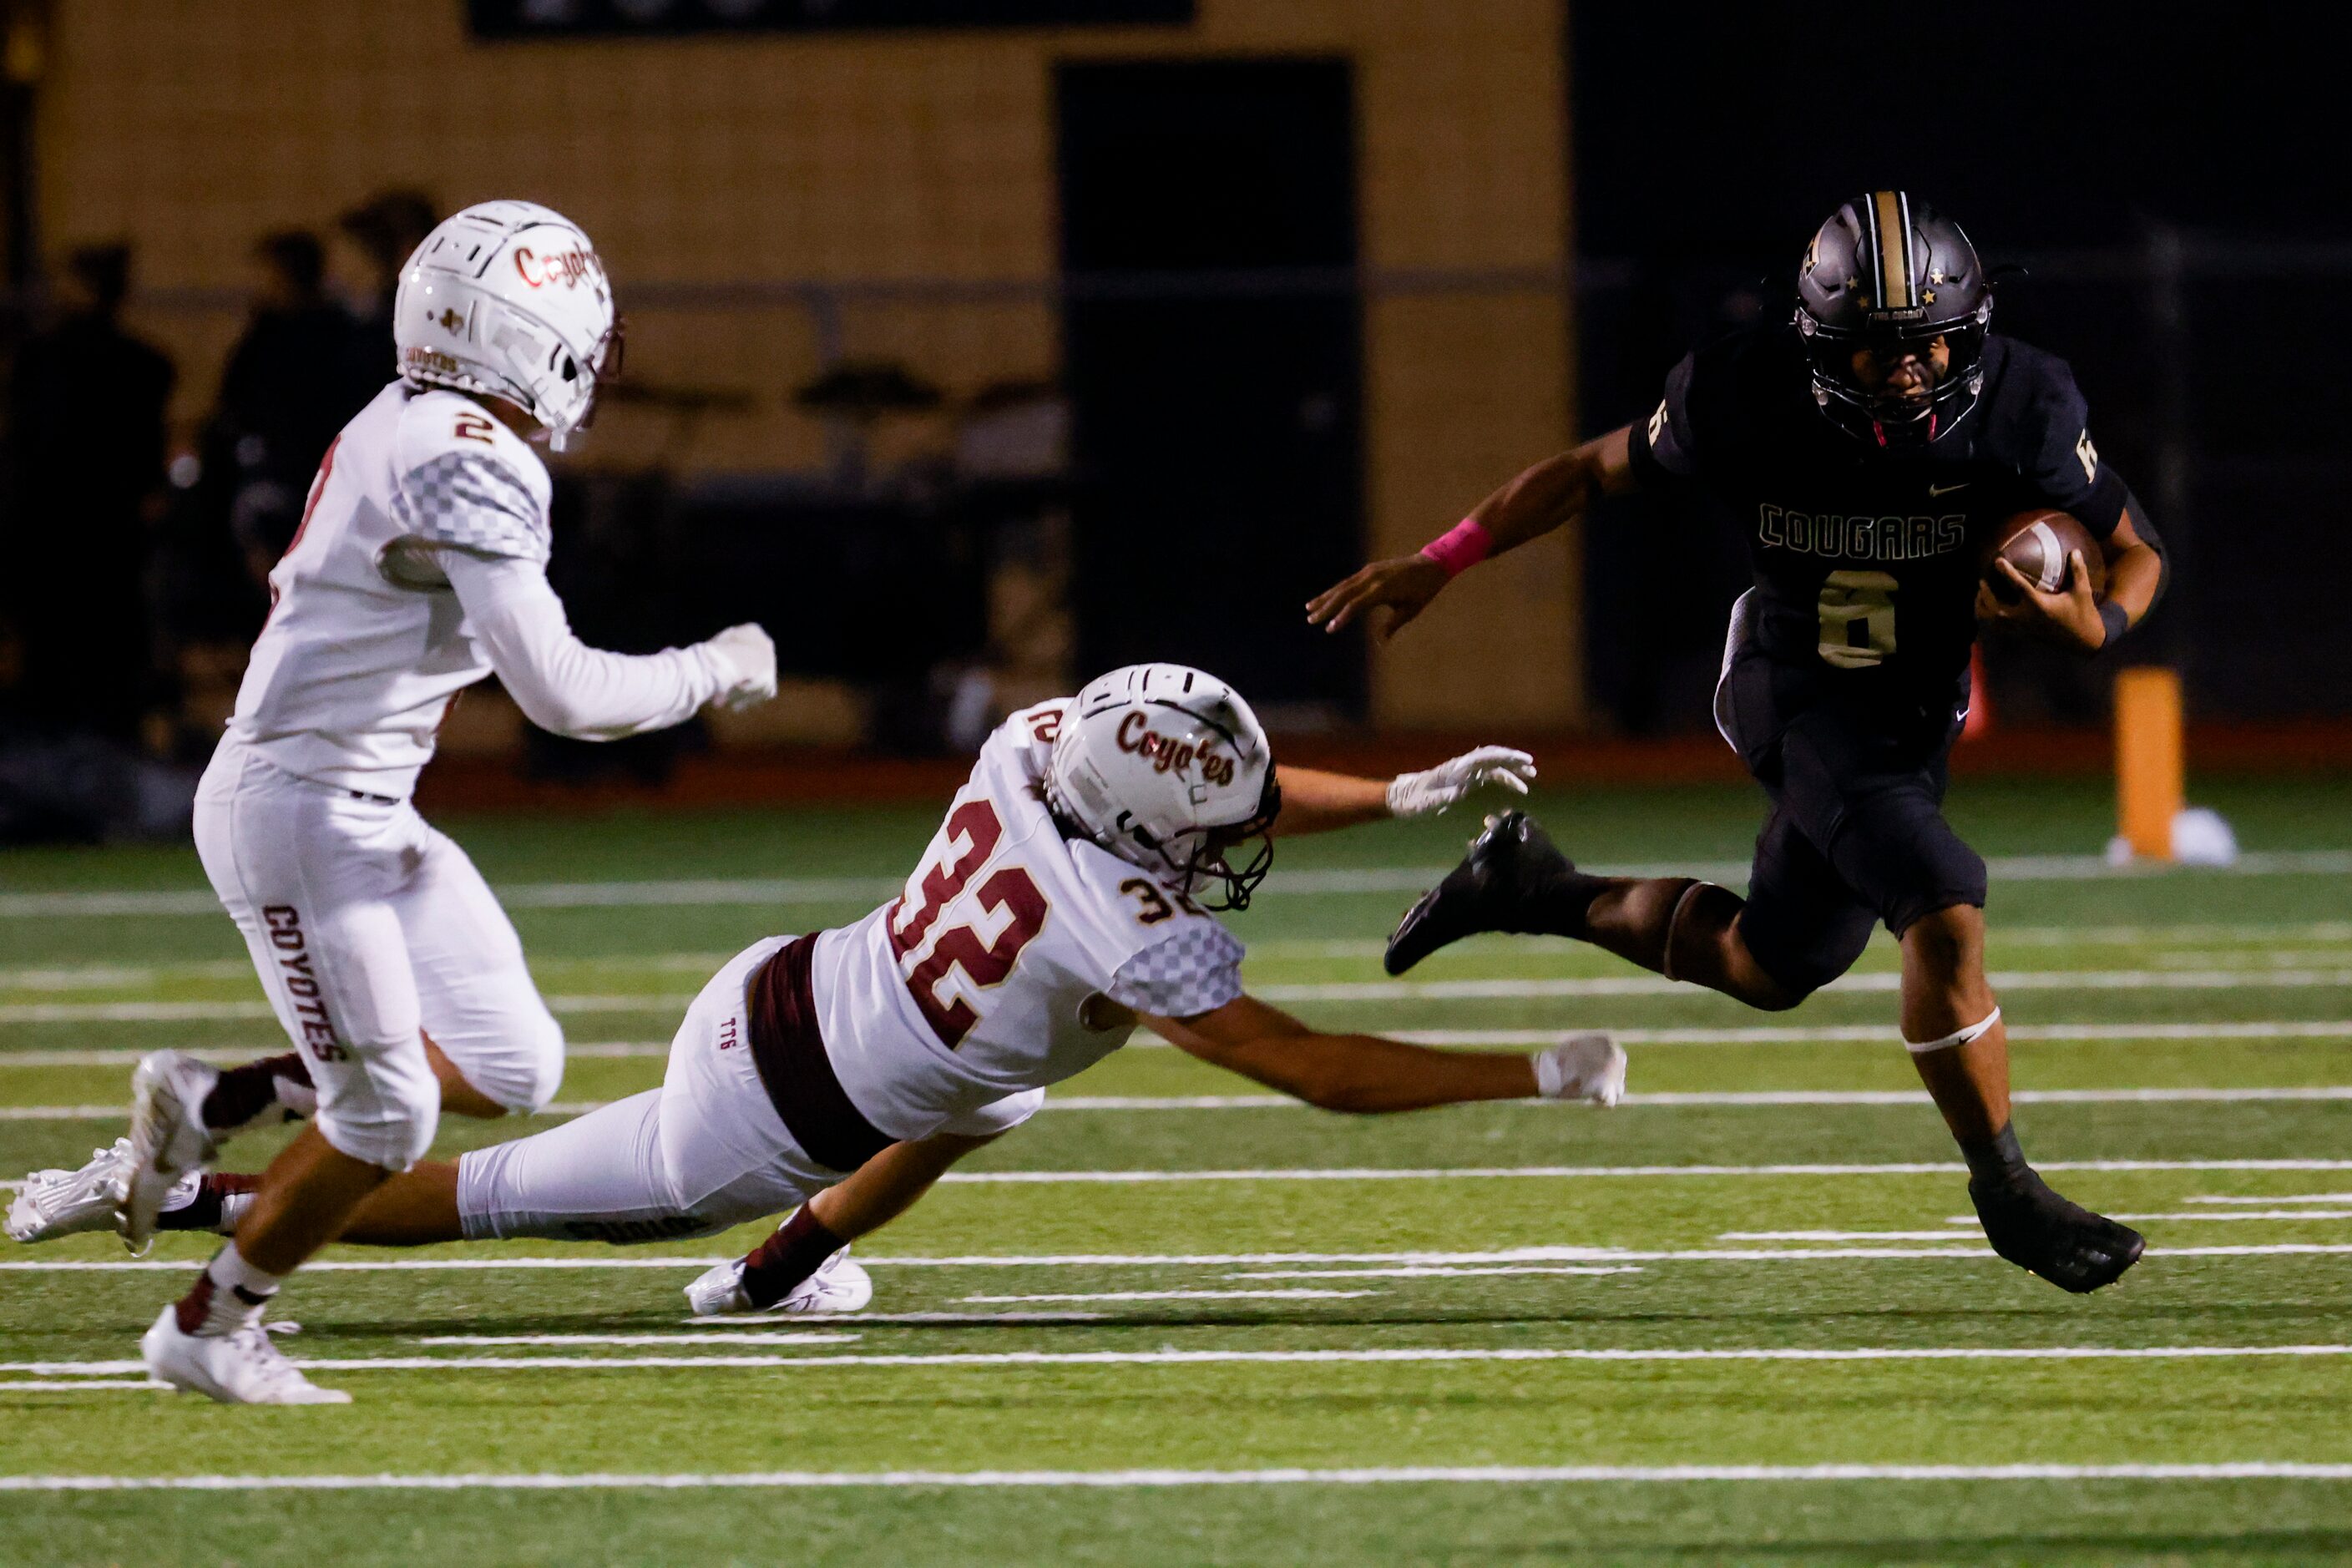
[888,797,1048,1050]
[1816,569,1898,669]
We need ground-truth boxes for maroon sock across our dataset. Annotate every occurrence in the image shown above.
[171,1260,273,1337]
[738,1206,847,1309]
[200,1053,311,1133]
[158,1172,264,1233]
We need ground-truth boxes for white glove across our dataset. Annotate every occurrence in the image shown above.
[698,623,777,712]
[1532,1032,1626,1106]
[1386,746,1536,819]
[685,1258,756,1317]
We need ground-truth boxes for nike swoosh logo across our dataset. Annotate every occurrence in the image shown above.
[1928,482,1970,497]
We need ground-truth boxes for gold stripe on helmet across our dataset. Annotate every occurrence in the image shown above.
[1872,190,1914,309]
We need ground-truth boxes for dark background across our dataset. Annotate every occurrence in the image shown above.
[1574,7,2352,731]
[466,0,1192,38]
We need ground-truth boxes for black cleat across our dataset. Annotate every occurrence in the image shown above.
[1970,1169,2147,1293]
[1384,811,1585,976]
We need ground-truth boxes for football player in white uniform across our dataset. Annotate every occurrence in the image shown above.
[83,201,778,1404]
[97,665,1625,1351]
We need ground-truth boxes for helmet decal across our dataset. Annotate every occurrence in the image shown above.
[1793,191,1992,449]
[1041,665,1279,912]
[392,200,616,450]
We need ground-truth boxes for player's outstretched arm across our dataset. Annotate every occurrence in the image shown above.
[1273,748,1535,837]
[1305,426,1638,641]
[1146,994,1623,1113]
[444,551,777,739]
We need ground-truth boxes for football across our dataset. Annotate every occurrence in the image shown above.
[1985,508,2108,604]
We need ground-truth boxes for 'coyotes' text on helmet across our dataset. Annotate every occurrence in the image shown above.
[392,200,619,451]
[1043,664,1281,912]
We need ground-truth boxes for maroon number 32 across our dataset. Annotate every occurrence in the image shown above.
[888,798,1047,1049]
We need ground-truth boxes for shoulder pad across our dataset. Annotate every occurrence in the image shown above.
[391,391,553,564]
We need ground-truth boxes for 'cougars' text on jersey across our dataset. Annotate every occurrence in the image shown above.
[1630,326,2130,699]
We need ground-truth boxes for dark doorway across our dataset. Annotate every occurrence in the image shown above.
[1055,58,1365,718]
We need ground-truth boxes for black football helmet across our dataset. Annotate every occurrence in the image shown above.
[1795,191,1991,448]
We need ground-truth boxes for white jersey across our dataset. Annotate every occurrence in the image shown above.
[814,701,1247,1139]
[225,382,556,797]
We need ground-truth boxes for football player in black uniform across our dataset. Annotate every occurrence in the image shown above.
[1308,192,2169,1293]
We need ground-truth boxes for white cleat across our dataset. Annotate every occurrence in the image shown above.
[124,1050,221,1252]
[7,1139,156,1243]
[1535,1032,1628,1107]
[139,1305,349,1405]
[685,1246,874,1318]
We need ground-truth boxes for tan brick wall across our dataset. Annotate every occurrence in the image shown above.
[39,0,1578,727]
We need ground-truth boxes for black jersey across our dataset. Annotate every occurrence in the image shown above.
[1627,325,2128,704]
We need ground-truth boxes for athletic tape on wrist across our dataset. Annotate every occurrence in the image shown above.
[1419,517,1494,579]
[1904,1006,2002,1055]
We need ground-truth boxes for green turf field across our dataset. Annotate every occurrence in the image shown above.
[3,776,2349,1565]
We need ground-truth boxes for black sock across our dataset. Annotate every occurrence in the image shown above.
[1959,1122,2031,1188]
[201,1053,313,1133]
[159,1172,263,1234]
[738,1206,847,1309]
[1515,866,1617,939]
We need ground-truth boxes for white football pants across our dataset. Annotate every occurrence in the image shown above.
[194,741,564,1171]
[456,938,1042,1242]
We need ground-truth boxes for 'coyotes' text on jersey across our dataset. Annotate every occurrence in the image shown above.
[813,701,1245,1140]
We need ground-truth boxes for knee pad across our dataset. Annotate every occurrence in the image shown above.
[505,1009,567,1115]
[316,1055,442,1172]
[444,1007,567,1116]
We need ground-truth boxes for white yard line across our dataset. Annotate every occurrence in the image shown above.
[19,1020,2352,1067]
[696,1312,1110,1326]
[10,1085,2349,1120]
[8,849,2350,921]
[2039,1211,2352,1223]
[923,1160,2352,1186]
[0,997,696,1024]
[0,1040,674,1067]
[11,1344,2352,1378]
[408,1333,859,1346]
[8,1240,2351,1277]
[1399,1023,2352,1047]
[2188,1193,2352,1205]
[0,1380,164,1392]
[1252,970,2352,1004]
[10,924,2349,995]
[1724,1232,1988,1242]
[13,920,2352,989]
[1226,1267,1645,1279]
[956,1290,1375,1303]
[3,1462,2349,1490]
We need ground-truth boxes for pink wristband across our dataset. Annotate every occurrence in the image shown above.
[1419,517,1494,579]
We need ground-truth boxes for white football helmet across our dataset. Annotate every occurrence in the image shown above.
[1043,663,1280,911]
[392,200,619,451]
